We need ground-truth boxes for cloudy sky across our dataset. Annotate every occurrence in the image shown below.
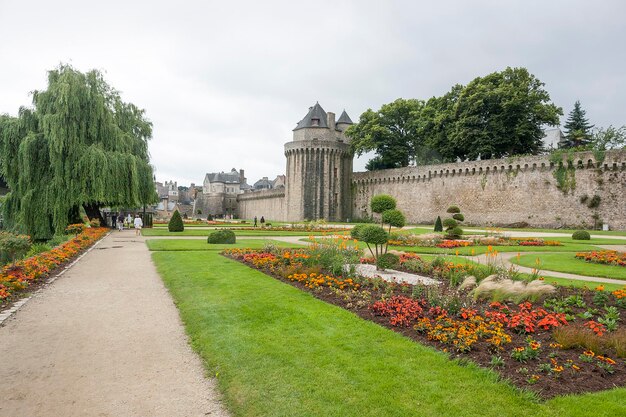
[1,0,625,185]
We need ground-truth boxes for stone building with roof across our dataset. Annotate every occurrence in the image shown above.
[193,168,250,218]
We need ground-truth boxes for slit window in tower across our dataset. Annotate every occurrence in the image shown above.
[333,167,338,178]
[334,193,338,207]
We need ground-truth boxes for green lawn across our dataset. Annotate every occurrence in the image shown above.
[151,244,625,417]
[512,253,626,280]
[146,238,297,251]
[143,228,347,237]
[410,225,626,237]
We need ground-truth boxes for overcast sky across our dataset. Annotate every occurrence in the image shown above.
[1,0,625,186]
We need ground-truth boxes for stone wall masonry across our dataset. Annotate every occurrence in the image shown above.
[237,189,287,222]
[352,150,626,230]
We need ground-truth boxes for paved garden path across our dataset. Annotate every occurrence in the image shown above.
[0,230,229,417]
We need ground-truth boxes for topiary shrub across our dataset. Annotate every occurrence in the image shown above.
[207,229,236,244]
[448,227,464,239]
[442,218,458,229]
[434,216,443,232]
[376,252,399,270]
[382,209,406,230]
[452,213,465,222]
[370,194,397,215]
[350,224,367,240]
[168,210,184,232]
[572,230,591,240]
[446,205,460,214]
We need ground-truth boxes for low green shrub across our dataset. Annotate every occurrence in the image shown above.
[376,253,399,270]
[0,231,32,265]
[447,226,464,239]
[452,213,465,222]
[207,229,236,244]
[572,230,591,240]
[446,205,460,214]
[350,224,367,240]
[442,218,458,229]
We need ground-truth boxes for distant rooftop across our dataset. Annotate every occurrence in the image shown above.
[293,102,328,130]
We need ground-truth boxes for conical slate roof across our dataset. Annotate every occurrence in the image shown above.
[336,110,353,125]
[293,102,328,130]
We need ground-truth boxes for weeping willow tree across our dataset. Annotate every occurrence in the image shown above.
[0,64,157,239]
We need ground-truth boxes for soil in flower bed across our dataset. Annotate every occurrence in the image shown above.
[223,251,625,399]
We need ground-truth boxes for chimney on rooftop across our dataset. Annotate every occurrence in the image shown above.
[327,112,335,131]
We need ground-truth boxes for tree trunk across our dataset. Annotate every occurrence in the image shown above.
[83,202,105,226]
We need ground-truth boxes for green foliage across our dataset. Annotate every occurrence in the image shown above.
[587,195,601,209]
[590,125,626,151]
[447,227,464,239]
[571,230,591,240]
[442,218,458,228]
[452,213,465,222]
[549,150,576,194]
[370,194,396,214]
[358,225,389,245]
[434,216,443,232]
[0,64,157,240]
[346,99,424,169]
[207,229,236,244]
[560,101,594,148]
[0,231,31,264]
[168,210,184,232]
[376,252,400,270]
[381,209,406,228]
[350,224,367,240]
[446,205,460,214]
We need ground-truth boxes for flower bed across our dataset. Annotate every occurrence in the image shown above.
[223,247,626,398]
[0,227,109,305]
[575,250,626,267]
[436,240,472,249]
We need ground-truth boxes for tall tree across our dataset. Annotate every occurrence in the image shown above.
[448,67,562,160]
[560,100,594,148]
[346,98,424,170]
[0,65,157,239]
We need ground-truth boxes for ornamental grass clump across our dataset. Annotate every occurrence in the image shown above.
[207,229,236,244]
[473,275,556,303]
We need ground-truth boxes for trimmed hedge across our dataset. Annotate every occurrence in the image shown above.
[207,229,236,244]
[376,252,400,270]
[572,230,591,240]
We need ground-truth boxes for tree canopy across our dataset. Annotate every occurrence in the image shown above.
[560,100,594,148]
[0,64,157,239]
[348,67,562,169]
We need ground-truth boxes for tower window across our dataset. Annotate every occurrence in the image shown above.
[333,167,338,178]
[311,118,319,126]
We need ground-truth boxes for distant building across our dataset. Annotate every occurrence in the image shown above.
[194,168,251,218]
[542,128,565,150]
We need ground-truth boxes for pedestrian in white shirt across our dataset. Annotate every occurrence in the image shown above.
[133,215,143,236]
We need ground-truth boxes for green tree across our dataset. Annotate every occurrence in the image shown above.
[590,125,626,150]
[434,216,443,232]
[419,84,464,162]
[0,65,157,239]
[449,67,562,160]
[168,210,184,232]
[370,194,396,219]
[560,100,594,148]
[346,98,424,170]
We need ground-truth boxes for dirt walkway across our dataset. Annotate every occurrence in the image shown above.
[0,230,229,417]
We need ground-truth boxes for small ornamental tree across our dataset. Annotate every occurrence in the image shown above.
[381,209,406,252]
[357,225,389,269]
[443,205,464,239]
[168,210,184,232]
[434,216,443,232]
[371,194,396,225]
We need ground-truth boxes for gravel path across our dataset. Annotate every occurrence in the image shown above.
[0,230,229,417]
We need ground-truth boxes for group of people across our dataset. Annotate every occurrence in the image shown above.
[253,216,265,227]
[116,213,143,235]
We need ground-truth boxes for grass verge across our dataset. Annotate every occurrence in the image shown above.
[512,253,626,281]
[146,239,297,251]
[152,246,625,417]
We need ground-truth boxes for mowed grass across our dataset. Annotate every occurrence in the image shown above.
[146,238,298,251]
[409,225,626,237]
[512,253,626,280]
[142,228,347,237]
[152,245,626,417]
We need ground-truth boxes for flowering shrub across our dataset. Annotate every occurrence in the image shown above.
[575,251,626,267]
[0,228,108,301]
[287,272,359,291]
[370,296,425,327]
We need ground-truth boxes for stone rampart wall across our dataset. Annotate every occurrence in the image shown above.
[237,189,287,221]
[352,150,626,230]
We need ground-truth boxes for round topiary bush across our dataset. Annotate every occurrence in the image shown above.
[382,209,406,229]
[370,194,397,214]
[376,252,399,270]
[446,226,464,239]
[358,225,389,245]
[350,224,367,240]
[168,210,184,232]
[452,213,465,222]
[442,218,458,229]
[207,229,236,244]
[446,205,460,214]
[572,230,591,240]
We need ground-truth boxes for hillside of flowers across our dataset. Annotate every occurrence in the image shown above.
[0,227,109,305]
[223,241,625,398]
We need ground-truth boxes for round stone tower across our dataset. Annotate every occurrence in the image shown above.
[285,103,354,221]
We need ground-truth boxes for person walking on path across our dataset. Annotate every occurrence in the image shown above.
[260,216,265,228]
[253,216,258,227]
[117,213,125,231]
[133,214,143,236]
[126,213,133,229]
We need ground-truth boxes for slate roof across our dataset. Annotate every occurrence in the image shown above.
[336,110,353,125]
[294,102,328,130]
[206,169,241,184]
[254,177,273,189]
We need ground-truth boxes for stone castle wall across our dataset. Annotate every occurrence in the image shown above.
[352,150,626,230]
[237,189,287,221]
